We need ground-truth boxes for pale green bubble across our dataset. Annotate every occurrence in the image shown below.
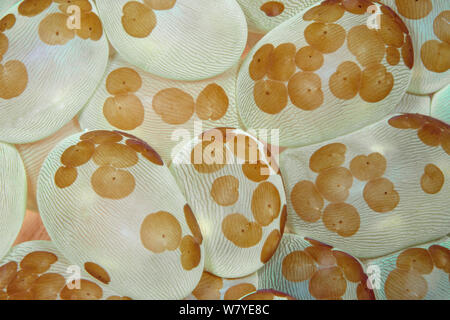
[365,238,450,300]
[37,131,204,299]
[281,115,450,259]
[257,233,365,300]
[0,1,108,144]
[237,2,412,148]
[383,0,450,95]
[78,55,240,164]
[170,129,286,278]
[0,240,123,300]
[0,142,26,261]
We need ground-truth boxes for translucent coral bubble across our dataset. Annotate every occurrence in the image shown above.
[79,55,240,164]
[0,240,123,300]
[281,114,450,258]
[0,142,26,261]
[238,1,412,147]
[258,234,368,300]
[236,0,314,33]
[0,2,108,143]
[37,131,203,299]
[185,271,258,300]
[97,0,247,80]
[171,129,286,278]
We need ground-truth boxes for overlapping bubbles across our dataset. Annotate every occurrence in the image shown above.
[0,0,448,300]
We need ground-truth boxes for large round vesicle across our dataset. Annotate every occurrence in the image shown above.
[282,114,450,258]
[236,0,320,33]
[238,1,412,147]
[96,0,247,80]
[0,1,108,143]
[0,241,126,300]
[258,234,372,300]
[37,130,204,299]
[185,271,258,300]
[171,128,286,278]
[366,238,450,300]
[79,55,240,163]
[383,0,450,94]
[0,142,26,260]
